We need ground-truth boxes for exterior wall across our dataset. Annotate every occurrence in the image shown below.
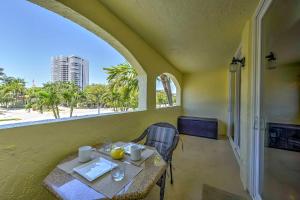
[0,1,183,199]
[82,59,89,89]
[51,55,89,90]
[182,68,228,136]
[182,20,253,189]
[51,55,69,82]
[0,108,181,200]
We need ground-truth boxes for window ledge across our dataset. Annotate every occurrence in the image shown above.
[155,105,181,110]
[0,109,146,130]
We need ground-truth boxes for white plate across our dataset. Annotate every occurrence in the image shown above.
[73,157,118,182]
[122,143,145,155]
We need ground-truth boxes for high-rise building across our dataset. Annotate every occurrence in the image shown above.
[51,55,89,90]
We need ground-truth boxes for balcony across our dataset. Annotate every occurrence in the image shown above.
[1,0,299,200]
[145,135,248,199]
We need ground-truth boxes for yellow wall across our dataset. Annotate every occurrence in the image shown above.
[181,20,254,189]
[182,68,228,135]
[263,64,300,124]
[0,108,181,199]
[0,0,182,199]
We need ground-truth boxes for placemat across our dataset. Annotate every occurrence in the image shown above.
[98,142,155,166]
[57,152,143,199]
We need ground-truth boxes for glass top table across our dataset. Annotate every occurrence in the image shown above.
[43,143,167,200]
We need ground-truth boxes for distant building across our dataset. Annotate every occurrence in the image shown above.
[51,55,89,90]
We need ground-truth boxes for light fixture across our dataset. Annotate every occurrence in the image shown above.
[230,57,245,72]
[265,52,277,69]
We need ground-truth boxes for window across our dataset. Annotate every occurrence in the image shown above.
[0,1,146,127]
[156,73,179,108]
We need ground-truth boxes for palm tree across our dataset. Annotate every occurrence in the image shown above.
[11,78,26,106]
[156,90,168,107]
[103,63,138,111]
[61,82,83,117]
[0,84,13,108]
[104,63,138,91]
[24,87,42,112]
[40,82,62,119]
[0,67,5,82]
[84,84,107,114]
[158,74,173,106]
[1,77,26,107]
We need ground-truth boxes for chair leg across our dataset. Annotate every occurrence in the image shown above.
[170,162,173,184]
[160,171,166,200]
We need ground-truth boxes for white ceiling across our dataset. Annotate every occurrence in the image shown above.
[100,0,259,73]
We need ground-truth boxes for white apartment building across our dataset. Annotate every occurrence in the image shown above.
[51,55,89,90]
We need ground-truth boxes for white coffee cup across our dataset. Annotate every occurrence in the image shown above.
[130,145,142,161]
[78,146,94,162]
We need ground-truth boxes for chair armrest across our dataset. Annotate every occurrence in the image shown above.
[165,133,180,162]
[131,129,148,143]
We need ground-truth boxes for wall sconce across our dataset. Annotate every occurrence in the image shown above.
[230,57,245,72]
[265,52,277,69]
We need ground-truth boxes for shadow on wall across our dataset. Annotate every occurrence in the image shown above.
[182,68,228,136]
[263,62,300,124]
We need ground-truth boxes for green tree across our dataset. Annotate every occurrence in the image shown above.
[61,82,83,117]
[172,94,176,105]
[0,67,6,82]
[0,77,26,107]
[84,84,107,114]
[157,74,173,106]
[0,84,13,108]
[39,82,62,119]
[103,63,138,111]
[156,90,168,107]
[24,87,42,112]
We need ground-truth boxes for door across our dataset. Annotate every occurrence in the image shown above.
[252,0,300,199]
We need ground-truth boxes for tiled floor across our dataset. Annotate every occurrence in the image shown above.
[144,135,249,200]
[263,147,300,200]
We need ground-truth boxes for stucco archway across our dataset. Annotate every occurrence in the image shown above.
[30,0,147,110]
[156,72,181,107]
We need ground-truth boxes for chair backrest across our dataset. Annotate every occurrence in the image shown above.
[144,122,179,161]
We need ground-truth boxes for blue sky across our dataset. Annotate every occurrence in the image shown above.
[0,0,172,92]
[0,0,126,87]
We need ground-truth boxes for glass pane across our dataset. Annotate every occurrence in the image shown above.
[261,1,300,199]
[230,72,236,140]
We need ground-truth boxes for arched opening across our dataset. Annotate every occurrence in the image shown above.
[30,0,147,111]
[156,73,181,108]
[0,1,147,126]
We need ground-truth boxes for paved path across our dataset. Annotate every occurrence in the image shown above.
[0,107,115,125]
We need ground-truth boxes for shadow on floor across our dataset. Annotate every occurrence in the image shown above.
[144,135,249,200]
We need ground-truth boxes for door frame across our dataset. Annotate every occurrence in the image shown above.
[249,0,273,199]
[228,44,243,160]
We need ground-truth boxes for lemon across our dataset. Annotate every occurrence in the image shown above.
[110,147,125,160]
